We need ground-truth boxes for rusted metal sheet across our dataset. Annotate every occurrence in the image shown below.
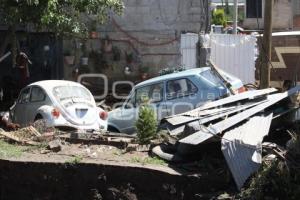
[179,85,300,145]
[221,113,273,190]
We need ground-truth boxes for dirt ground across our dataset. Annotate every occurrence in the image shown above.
[0,137,233,200]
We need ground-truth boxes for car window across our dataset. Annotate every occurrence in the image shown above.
[30,87,46,102]
[53,86,92,102]
[167,78,197,100]
[200,69,225,87]
[18,88,30,103]
[124,92,136,108]
[135,83,163,106]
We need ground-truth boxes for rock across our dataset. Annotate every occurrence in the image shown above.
[47,139,62,152]
[40,149,51,154]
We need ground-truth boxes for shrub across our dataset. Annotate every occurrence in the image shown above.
[135,106,157,144]
[212,9,227,27]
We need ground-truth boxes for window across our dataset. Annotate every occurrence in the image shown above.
[18,88,30,103]
[167,78,197,100]
[53,86,92,101]
[246,0,262,18]
[293,0,300,15]
[200,70,225,87]
[135,83,163,106]
[30,87,46,102]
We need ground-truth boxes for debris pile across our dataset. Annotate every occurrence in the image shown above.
[161,86,300,189]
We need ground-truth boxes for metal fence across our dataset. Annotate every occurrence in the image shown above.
[210,34,257,84]
[181,33,199,69]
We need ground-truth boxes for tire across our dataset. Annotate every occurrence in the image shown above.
[34,114,43,121]
[152,144,183,162]
[107,125,120,133]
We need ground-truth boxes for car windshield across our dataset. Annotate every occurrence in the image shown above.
[52,86,92,101]
[200,69,225,87]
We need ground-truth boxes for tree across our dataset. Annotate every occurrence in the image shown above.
[212,9,227,27]
[135,106,158,144]
[0,0,123,63]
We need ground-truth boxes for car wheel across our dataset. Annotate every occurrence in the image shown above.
[34,114,43,121]
[107,125,120,133]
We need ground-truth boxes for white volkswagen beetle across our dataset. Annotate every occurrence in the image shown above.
[10,80,107,131]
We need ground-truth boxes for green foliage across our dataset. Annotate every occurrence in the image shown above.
[159,66,185,76]
[130,156,166,166]
[239,160,291,200]
[135,106,157,144]
[0,140,25,159]
[0,0,123,37]
[238,132,300,200]
[65,155,83,165]
[212,9,227,27]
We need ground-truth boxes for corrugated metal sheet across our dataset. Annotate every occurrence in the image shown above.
[221,113,273,190]
[184,88,277,114]
[179,84,300,145]
[210,34,257,84]
[181,33,199,69]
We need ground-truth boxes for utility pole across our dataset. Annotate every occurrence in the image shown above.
[260,0,274,89]
[233,0,238,34]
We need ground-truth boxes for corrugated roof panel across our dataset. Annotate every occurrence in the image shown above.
[221,113,273,190]
[179,84,300,145]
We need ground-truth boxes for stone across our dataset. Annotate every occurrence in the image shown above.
[47,139,62,152]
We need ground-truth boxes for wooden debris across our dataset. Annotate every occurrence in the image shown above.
[0,126,41,145]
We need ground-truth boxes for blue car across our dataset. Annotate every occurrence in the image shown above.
[108,67,244,134]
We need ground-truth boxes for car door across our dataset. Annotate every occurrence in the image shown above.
[12,87,31,126]
[165,78,199,116]
[27,86,47,121]
[118,82,166,134]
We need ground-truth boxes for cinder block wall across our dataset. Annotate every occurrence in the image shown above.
[63,0,206,82]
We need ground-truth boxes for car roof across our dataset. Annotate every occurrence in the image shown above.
[28,80,84,91]
[135,67,210,87]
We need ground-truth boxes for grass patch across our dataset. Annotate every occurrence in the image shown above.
[130,156,166,166]
[0,140,26,159]
[65,155,83,165]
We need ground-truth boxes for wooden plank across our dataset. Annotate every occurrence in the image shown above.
[180,85,300,145]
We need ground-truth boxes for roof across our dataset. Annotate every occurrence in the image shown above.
[272,31,300,36]
[29,80,83,90]
[256,31,300,37]
[135,67,210,87]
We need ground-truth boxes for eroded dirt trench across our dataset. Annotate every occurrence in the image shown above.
[0,158,231,200]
